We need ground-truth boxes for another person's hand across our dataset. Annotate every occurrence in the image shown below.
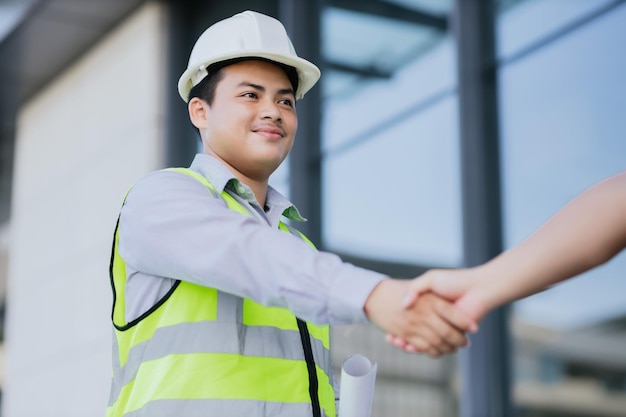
[364,278,478,357]
[386,269,489,353]
[407,268,489,320]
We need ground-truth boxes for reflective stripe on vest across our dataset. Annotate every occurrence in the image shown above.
[107,168,336,417]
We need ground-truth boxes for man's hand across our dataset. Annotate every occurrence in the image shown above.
[364,279,478,357]
[386,269,489,352]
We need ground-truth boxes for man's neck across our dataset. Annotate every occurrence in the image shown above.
[244,178,268,208]
[203,151,271,207]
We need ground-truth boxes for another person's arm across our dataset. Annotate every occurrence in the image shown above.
[389,170,626,349]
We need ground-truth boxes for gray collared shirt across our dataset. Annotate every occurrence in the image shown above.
[119,153,386,325]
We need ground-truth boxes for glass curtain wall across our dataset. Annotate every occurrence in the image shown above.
[321,0,626,415]
[496,1,626,416]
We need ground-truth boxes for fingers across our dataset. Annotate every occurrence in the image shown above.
[397,296,465,354]
[386,334,416,352]
[410,324,453,353]
[387,333,460,357]
[411,314,467,354]
[433,296,479,334]
[370,279,476,358]
[387,292,476,357]
[403,273,435,308]
[391,269,480,356]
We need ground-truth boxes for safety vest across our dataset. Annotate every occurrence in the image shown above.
[106,168,336,417]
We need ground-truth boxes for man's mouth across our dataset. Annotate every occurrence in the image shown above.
[253,126,285,140]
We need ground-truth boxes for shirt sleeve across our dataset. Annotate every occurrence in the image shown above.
[118,170,387,325]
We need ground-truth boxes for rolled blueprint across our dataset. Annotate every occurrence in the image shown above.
[338,354,377,417]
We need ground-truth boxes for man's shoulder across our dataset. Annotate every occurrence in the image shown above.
[127,168,211,200]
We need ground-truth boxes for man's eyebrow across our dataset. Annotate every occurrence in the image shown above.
[237,82,295,97]
[238,81,265,91]
[277,88,295,97]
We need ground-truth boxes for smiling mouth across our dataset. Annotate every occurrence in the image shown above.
[253,127,285,139]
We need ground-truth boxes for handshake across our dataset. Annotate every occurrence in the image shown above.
[364,267,495,358]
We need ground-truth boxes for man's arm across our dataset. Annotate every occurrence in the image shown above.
[120,170,381,325]
[120,169,476,354]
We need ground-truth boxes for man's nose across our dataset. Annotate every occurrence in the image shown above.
[260,100,282,121]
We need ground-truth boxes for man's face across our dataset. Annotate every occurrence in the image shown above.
[195,59,298,182]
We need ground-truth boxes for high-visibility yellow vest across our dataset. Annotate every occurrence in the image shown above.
[106,168,336,417]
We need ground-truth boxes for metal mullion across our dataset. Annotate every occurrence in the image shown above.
[281,0,323,247]
[453,1,512,416]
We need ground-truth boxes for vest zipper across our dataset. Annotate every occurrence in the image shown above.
[296,318,322,417]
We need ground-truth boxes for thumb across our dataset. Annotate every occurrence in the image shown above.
[402,273,435,308]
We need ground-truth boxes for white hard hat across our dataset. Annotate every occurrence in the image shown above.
[177,10,321,102]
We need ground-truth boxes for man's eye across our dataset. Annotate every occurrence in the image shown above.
[279,99,294,107]
[242,92,257,98]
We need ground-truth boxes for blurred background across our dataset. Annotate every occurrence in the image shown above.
[1,0,625,416]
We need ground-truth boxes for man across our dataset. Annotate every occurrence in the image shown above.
[389,170,626,351]
[106,10,476,417]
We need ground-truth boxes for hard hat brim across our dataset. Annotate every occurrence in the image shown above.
[177,51,321,103]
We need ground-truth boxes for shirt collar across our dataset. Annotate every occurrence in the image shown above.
[188,153,306,222]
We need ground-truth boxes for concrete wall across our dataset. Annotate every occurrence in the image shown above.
[3,3,166,416]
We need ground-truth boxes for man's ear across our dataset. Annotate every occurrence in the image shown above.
[188,97,208,129]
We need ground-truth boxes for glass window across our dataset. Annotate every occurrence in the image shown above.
[497,0,616,60]
[498,2,626,415]
[321,5,462,267]
[321,6,442,101]
[323,92,461,266]
[382,0,452,15]
[0,0,39,42]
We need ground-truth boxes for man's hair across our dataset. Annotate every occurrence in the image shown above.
[187,58,299,138]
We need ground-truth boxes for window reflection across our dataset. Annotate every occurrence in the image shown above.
[321,3,461,267]
[498,1,626,415]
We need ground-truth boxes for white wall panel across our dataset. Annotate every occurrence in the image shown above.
[4,2,166,416]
